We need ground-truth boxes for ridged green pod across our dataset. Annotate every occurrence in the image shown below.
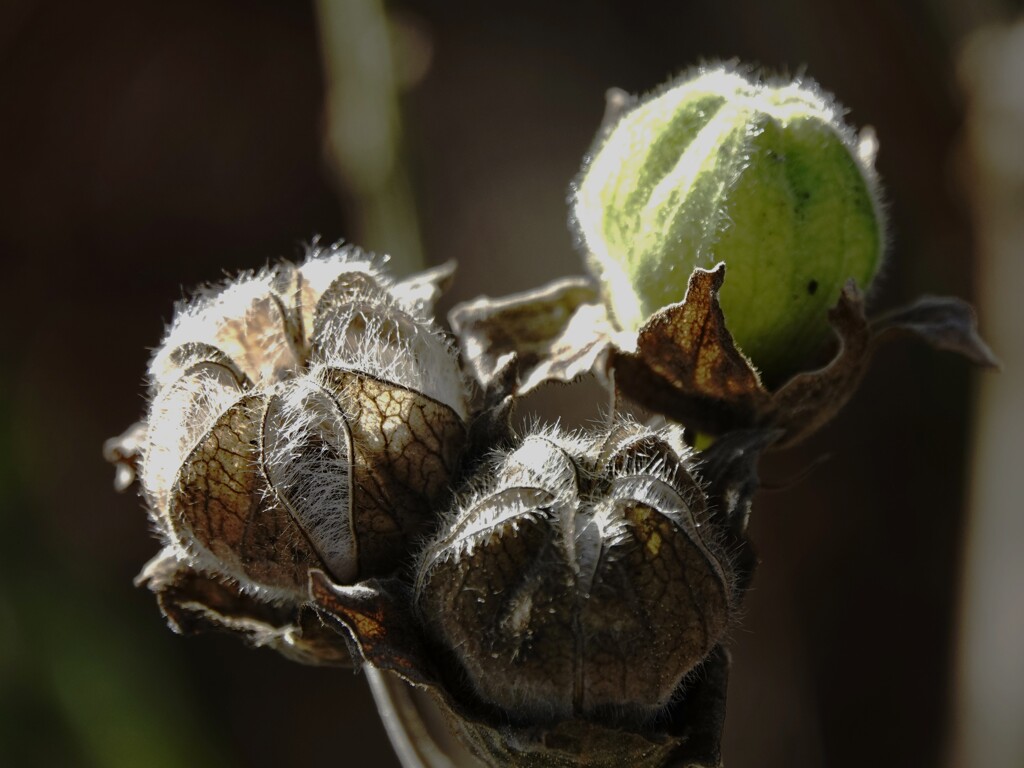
[574,66,885,383]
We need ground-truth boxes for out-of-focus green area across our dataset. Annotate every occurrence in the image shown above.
[0,1,1021,766]
[0,382,232,768]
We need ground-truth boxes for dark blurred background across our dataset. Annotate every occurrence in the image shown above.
[1,1,1022,766]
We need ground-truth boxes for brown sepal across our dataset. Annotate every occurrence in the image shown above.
[321,370,468,575]
[393,259,458,317]
[440,649,728,768]
[449,277,614,398]
[103,420,146,492]
[311,566,727,767]
[613,265,770,435]
[171,395,326,595]
[137,549,352,666]
[869,294,999,368]
[758,280,872,446]
[309,570,440,689]
[452,262,994,449]
[614,264,997,448]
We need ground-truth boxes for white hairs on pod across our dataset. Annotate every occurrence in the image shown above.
[150,269,297,388]
[312,303,468,419]
[150,244,467,417]
[498,430,588,496]
[262,375,358,584]
[414,418,734,722]
[297,244,384,303]
[170,395,314,607]
[419,425,598,575]
[297,241,447,323]
[140,361,246,537]
[301,248,469,419]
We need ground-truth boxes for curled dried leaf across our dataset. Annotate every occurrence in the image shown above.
[869,294,999,367]
[759,282,871,445]
[310,571,439,688]
[449,277,614,398]
[103,421,146,492]
[454,260,996,448]
[615,264,997,447]
[139,549,352,666]
[612,265,770,435]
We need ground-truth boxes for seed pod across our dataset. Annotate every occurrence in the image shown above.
[415,423,733,722]
[139,244,468,604]
[573,64,885,383]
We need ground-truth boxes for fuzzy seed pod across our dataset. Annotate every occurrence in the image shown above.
[414,422,733,722]
[140,244,468,604]
[573,64,885,383]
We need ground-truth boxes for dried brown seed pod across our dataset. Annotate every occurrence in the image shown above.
[137,244,468,605]
[414,422,733,723]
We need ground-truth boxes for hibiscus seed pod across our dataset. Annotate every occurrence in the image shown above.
[139,243,468,604]
[573,64,885,383]
[414,423,733,722]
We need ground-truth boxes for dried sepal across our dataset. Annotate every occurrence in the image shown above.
[158,341,253,391]
[616,265,768,428]
[615,264,998,446]
[310,572,441,688]
[112,243,469,623]
[150,267,300,387]
[451,262,995,448]
[139,549,352,666]
[103,421,146,491]
[868,293,999,367]
[170,394,327,601]
[312,539,730,768]
[142,357,249,530]
[318,367,467,574]
[262,377,357,584]
[307,267,467,417]
[390,259,458,319]
[414,422,734,723]
[448,277,616,397]
[755,280,872,443]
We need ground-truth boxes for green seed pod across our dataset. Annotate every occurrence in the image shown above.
[573,65,885,383]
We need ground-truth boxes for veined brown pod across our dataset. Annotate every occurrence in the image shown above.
[137,243,469,605]
[414,422,734,723]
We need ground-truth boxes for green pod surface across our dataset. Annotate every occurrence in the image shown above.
[574,66,885,383]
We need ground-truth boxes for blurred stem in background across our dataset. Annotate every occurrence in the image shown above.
[314,5,476,763]
[1,4,429,765]
[315,0,426,274]
[952,16,1024,768]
